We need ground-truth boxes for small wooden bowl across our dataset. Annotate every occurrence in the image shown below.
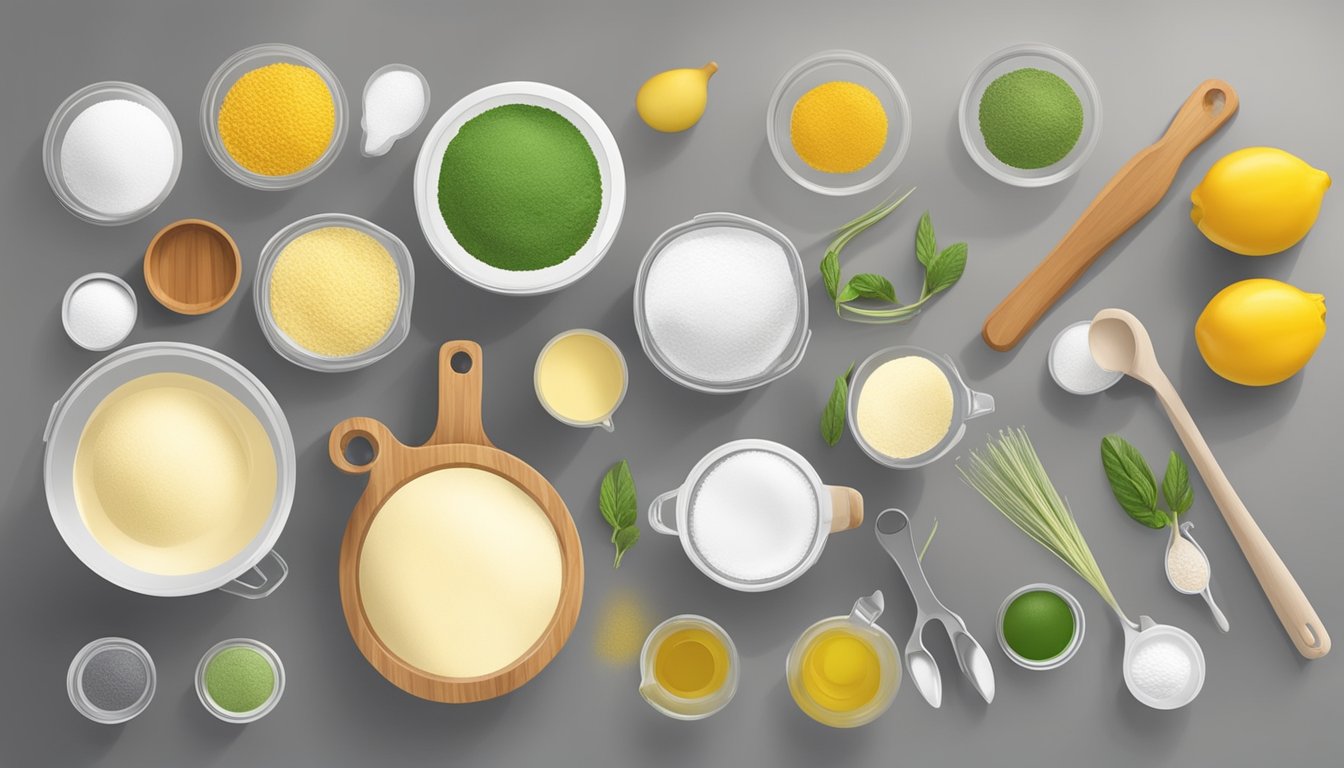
[144,219,241,315]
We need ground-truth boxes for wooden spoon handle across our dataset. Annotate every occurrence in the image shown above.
[1150,375,1329,659]
[982,80,1238,351]
[428,340,493,447]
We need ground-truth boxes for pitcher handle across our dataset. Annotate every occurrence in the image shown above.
[648,490,680,535]
[218,550,288,600]
[967,390,996,419]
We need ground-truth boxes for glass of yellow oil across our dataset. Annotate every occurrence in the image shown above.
[534,329,628,432]
[639,615,738,720]
[786,590,901,727]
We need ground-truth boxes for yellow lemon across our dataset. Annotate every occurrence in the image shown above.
[1195,278,1326,386]
[636,62,717,133]
[1190,147,1330,256]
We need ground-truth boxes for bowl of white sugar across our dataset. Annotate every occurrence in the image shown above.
[43,82,182,225]
[647,439,863,592]
[634,213,811,394]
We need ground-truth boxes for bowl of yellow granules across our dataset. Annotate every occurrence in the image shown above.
[201,44,348,190]
[254,213,414,372]
[767,50,910,196]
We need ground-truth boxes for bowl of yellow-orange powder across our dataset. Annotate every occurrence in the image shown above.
[201,44,348,190]
[254,213,414,372]
[767,50,911,196]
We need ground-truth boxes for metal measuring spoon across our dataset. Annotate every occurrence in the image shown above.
[1166,521,1229,632]
[874,508,995,707]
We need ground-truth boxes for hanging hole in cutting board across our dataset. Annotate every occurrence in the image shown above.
[1203,89,1225,115]
[343,435,377,467]
[451,351,474,374]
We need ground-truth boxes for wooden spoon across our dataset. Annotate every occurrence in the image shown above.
[1089,308,1329,659]
[982,80,1238,352]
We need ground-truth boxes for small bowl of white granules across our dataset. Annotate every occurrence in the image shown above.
[1049,320,1122,395]
[62,273,137,352]
[1122,621,1205,709]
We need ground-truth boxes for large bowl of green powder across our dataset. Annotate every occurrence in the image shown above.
[958,43,1101,187]
[414,82,625,295]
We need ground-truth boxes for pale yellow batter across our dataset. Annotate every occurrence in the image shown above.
[359,468,562,678]
[856,356,954,459]
[73,373,276,575]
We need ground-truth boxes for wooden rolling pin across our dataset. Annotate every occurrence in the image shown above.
[982,80,1238,352]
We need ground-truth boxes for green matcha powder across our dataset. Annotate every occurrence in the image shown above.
[978,68,1084,170]
[205,646,276,713]
[438,103,603,272]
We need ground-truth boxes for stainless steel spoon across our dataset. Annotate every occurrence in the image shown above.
[874,508,994,707]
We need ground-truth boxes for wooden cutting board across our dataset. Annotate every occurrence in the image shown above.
[328,340,584,702]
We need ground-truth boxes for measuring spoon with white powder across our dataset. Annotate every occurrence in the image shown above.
[361,65,430,157]
[1166,521,1229,632]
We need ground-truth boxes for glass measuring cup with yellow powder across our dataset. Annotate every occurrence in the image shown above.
[534,329,627,431]
[847,346,995,469]
[787,590,900,728]
[256,214,413,372]
[639,615,738,720]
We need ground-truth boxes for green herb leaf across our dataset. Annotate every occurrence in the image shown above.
[838,274,897,305]
[599,460,637,530]
[820,249,841,302]
[613,525,640,568]
[915,212,937,267]
[923,242,968,297]
[1100,435,1165,528]
[821,364,853,446]
[1162,451,1194,516]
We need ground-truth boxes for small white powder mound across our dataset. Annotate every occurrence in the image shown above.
[644,226,799,383]
[66,278,135,350]
[1129,638,1193,700]
[61,99,175,215]
[1050,322,1121,394]
[688,450,817,582]
[363,69,426,154]
[1167,535,1210,592]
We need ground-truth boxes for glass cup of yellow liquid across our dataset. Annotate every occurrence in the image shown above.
[786,590,901,727]
[639,614,738,720]
[534,329,628,432]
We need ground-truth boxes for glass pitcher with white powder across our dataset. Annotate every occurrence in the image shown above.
[647,439,862,591]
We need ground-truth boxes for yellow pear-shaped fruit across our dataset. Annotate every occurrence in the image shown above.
[636,62,718,133]
[1190,147,1331,256]
[1195,278,1326,386]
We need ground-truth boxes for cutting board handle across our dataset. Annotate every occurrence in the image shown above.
[429,340,493,448]
[1156,79,1238,157]
[329,416,400,475]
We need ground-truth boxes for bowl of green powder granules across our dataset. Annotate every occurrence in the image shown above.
[958,43,1101,187]
[195,638,285,723]
[414,82,625,295]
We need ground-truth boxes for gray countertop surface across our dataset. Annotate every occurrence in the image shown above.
[2,0,1341,765]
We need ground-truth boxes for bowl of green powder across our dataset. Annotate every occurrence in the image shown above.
[414,82,625,295]
[958,43,1101,187]
[195,638,285,723]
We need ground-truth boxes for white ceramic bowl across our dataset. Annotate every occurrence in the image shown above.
[766,50,911,196]
[413,81,626,295]
[958,43,1101,187]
